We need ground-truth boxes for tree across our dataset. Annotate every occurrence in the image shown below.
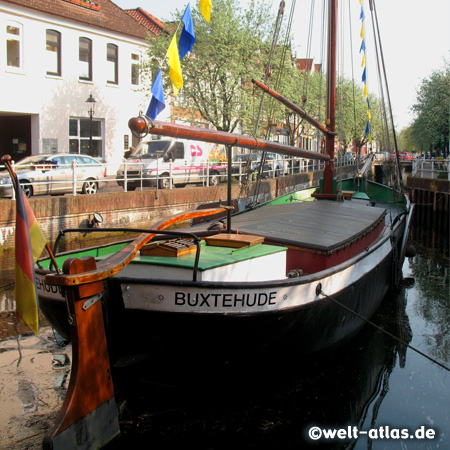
[143,0,386,153]
[397,127,415,153]
[410,61,450,156]
[144,0,277,134]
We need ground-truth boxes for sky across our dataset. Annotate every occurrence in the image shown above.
[113,0,450,130]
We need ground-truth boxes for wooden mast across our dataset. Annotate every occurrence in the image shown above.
[323,0,337,196]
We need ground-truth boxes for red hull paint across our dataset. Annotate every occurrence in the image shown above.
[283,220,386,274]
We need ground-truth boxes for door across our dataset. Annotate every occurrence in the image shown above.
[171,142,188,185]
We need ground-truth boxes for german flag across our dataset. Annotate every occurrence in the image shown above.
[14,185,46,335]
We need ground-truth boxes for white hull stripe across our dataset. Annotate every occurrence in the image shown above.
[121,237,392,314]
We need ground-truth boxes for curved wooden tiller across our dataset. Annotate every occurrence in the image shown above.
[43,208,225,449]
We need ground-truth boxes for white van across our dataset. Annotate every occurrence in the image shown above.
[116,138,227,190]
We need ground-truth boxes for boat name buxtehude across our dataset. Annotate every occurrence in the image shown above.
[174,291,278,308]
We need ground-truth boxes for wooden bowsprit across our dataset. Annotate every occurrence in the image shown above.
[43,208,225,449]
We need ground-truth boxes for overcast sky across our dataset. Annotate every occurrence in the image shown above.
[113,0,450,130]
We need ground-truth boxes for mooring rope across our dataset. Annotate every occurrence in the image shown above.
[316,285,450,372]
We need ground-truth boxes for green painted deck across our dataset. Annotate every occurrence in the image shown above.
[114,242,286,271]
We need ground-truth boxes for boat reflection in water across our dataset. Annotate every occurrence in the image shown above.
[109,287,413,450]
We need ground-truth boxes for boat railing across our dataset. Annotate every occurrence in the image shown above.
[47,227,204,281]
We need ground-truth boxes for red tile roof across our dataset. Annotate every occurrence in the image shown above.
[3,0,150,40]
[296,58,314,72]
[125,8,167,37]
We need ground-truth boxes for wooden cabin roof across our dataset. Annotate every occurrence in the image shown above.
[229,200,386,253]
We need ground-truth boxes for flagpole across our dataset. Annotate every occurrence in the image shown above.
[1,154,61,273]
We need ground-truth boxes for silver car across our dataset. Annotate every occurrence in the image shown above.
[0,153,107,198]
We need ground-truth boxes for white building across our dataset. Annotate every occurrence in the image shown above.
[0,0,163,166]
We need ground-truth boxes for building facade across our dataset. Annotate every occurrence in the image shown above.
[0,0,165,166]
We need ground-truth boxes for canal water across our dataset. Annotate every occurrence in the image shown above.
[0,220,448,449]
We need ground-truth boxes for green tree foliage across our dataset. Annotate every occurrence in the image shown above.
[397,127,415,152]
[410,61,450,155]
[145,0,276,133]
[144,0,384,151]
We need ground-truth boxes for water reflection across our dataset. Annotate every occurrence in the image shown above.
[105,287,413,450]
[0,221,448,449]
[406,226,449,364]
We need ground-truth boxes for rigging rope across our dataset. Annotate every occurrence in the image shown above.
[369,0,404,191]
[302,0,315,105]
[248,0,298,206]
[316,286,450,373]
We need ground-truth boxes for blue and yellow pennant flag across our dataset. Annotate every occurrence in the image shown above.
[149,1,212,107]
[167,34,183,96]
[147,68,166,120]
[359,0,371,140]
[179,3,196,59]
[200,0,212,23]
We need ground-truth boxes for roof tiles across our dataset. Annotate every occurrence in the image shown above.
[3,0,150,40]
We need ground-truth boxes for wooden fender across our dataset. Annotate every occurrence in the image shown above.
[43,256,120,449]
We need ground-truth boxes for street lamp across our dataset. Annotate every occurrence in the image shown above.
[85,93,96,155]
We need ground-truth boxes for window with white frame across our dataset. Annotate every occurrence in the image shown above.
[69,117,102,158]
[6,21,23,69]
[107,43,118,84]
[46,29,61,76]
[79,37,92,81]
[131,53,139,85]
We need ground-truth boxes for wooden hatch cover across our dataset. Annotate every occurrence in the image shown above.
[140,238,197,257]
[205,233,264,248]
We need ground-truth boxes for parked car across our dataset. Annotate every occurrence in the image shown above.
[231,153,272,178]
[0,153,107,198]
[265,152,289,176]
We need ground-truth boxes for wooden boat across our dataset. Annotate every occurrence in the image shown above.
[35,1,414,447]
[38,182,410,360]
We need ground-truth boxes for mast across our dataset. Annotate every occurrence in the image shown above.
[323,0,337,196]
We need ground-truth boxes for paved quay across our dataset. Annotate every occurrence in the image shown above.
[0,316,71,450]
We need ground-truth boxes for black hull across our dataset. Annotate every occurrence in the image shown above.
[40,249,393,372]
[108,255,392,368]
[38,199,408,376]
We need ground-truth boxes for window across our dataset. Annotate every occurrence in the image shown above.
[6,22,22,69]
[46,30,61,76]
[79,37,92,81]
[106,43,118,84]
[69,117,102,158]
[131,53,139,85]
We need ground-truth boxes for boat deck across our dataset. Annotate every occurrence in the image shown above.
[225,199,386,253]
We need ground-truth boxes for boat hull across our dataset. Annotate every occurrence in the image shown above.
[37,224,400,368]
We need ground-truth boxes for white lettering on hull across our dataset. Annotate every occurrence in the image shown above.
[35,274,65,300]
